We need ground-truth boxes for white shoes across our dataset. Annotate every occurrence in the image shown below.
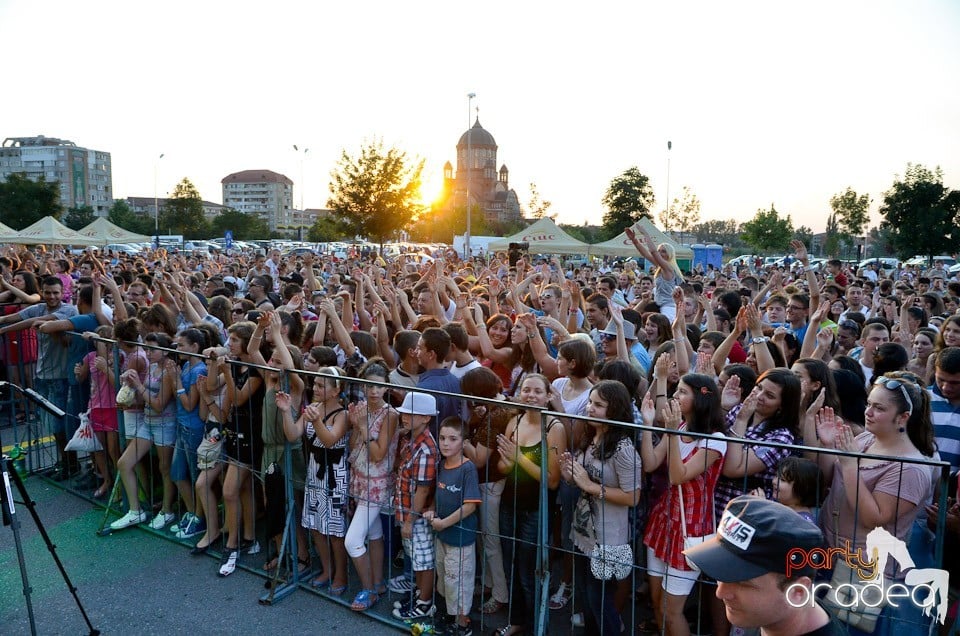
[109,509,148,530]
[148,511,177,530]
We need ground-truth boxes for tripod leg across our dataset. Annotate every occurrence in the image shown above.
[5,458,101,636]
[2,458,37,636]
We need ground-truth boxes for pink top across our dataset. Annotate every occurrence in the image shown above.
[84,351,116,410]
[348,404,398,507]
[56,273,73,303]
[120,347,148,412]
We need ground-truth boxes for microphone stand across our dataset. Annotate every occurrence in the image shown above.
[2,457,99,636]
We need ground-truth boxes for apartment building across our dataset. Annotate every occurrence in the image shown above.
[221,169,293,232]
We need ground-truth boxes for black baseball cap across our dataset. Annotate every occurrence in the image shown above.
[683,495,825,582]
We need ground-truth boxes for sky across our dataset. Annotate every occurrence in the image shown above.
[1,0,958,234]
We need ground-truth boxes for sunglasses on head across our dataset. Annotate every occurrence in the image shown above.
[875,376,915,417]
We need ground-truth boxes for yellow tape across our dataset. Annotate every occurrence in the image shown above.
[2,435,55,454]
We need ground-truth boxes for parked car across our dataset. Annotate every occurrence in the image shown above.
[857,257,899,273]
[104,243,140,256]
[905,255,956,268]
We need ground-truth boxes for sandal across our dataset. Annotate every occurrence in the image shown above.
[374,581,387,595]
[481,597,505,614]
[310,576,331,590]
[329,583,347,597]
[297,557,311,576]
[263,557,279,572]
[350,589,379,611]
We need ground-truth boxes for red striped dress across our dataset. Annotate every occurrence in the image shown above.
[643,432,727,571]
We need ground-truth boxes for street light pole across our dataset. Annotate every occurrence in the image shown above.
[293,145,309,239]
[154,153,164,246]
[665,140,672,237]
[465,92,475,260]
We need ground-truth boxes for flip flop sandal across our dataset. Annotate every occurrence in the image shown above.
[350,589,379,611]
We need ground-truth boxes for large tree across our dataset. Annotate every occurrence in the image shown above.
[210,208,270,241]
[327,139,424,247]
[740,204,794,254]
[0,172,63,229]
[693,219,742,247]
[830,186,871,243]
[108,199,154,235]
[879,164,958,262]
[307,216,350,243]
[159,178,210,239]
[63,205,97,230]
[601,167,655,239]
[659,186,701,245]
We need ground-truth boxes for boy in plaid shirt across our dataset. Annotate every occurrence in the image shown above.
[392,392,439,620]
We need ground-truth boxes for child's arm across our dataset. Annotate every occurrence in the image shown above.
[403,479,433,537]
[431,502,478,531]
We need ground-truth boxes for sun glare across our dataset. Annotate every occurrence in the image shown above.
[417,173,444,206]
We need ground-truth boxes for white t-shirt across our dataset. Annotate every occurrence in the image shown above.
[449,358,482,380]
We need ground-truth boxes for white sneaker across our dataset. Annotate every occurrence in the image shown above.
[219,550,239,577]
[109,509,148,530]
[170,512,191,533]
[149,512,177,530]
[571,613,585,628]
[549,582,571,610]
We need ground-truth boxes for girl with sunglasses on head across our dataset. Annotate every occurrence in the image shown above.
[806,371,936,636]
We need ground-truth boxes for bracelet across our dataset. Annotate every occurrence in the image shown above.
[598,484,606,501]
[673,337,685,343]
[176,388,186,396]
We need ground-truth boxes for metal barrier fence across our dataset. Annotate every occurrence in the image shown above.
[8,330,956,636]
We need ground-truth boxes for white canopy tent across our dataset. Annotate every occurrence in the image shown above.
[0,221,19,243]
[13,216,100,246]
[589,217,693,263]
[487,218,590,255]
[77,217,153,245]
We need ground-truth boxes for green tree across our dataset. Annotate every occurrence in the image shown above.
[830,187,871,241]
[694,219,743,247]
[108,199,154,235]
[601,167,655,240]
[793,225,814,250]
[527,182,553,220]
[866,226,895,258]
[0,173,63,229]
[740,204,794,254]
[327,139,424,248]
[210,208,270,241]
[822,214,841,258]
[560,223,604,244]
[413,203,489,244]
[307,216,350,243]
[63,205,97,230]
[659,186,701,245]
[159,178,210,239]
[879,163,959,262]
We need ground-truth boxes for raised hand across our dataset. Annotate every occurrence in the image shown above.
[744,303,763,334]
[663,398,683,430]
[275,391,292,411]
[695,352,713,376]
[805,387,826,420]
[721,374,742,411]
[814,406,842,447]
[790,239,809,265]
[654,351,673,380]
[641,391,656,425]
[738,385,760,422]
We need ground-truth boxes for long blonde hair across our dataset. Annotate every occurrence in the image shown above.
[655,242,683,280]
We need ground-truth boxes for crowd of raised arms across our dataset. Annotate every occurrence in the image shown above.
[0,228,957,636]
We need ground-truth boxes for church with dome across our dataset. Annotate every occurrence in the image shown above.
[436,119,523,225]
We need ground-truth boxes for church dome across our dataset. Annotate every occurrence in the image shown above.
[458,120,496,148]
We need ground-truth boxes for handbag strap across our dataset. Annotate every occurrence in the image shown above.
[676,436,717,540]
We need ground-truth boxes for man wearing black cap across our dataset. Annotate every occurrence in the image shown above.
[684,496,840,636]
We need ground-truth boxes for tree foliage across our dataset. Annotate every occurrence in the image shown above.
[879,164,958,261]
[108,199,154,235]
[0,172,63,229]
[411,203,489,244]
[159,178,210,239]
[822,214,841,258]
[659,186,701,244]
[601,167,655,240]
[527,182,553,220]
[560,224,605,244]
[830,186,871,241]
[328,139,424,246]
[793,225,814,250]
[63,205,97,230]
[210,208,270,241]
[740,204,794,254]
[693,219,742,246]
[307,215,351,243]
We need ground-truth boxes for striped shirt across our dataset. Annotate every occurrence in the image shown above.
[929,384,960,473]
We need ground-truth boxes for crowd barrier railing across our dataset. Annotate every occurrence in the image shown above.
[27,333,955,635]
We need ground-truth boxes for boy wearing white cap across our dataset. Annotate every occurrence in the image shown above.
[392,392,440,621]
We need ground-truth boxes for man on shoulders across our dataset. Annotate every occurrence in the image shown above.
[685,496,841,636]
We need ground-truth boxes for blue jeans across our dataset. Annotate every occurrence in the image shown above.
[170,424,203,484]
[576,550,621,634]
[500,505,540,634]
[35,378,69,435]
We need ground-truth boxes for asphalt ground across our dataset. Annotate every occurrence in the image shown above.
[0,476,399,636]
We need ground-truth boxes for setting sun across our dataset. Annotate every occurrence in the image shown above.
[417,171,445,207]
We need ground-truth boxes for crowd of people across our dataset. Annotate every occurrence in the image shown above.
[0,230,957,636]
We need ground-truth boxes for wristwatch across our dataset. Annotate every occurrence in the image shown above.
[751,336,770,344]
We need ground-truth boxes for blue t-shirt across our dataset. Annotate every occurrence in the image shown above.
[67,314,100,386]
[417,368,462,435]
[177,359,208,431]
[435,457,482,547]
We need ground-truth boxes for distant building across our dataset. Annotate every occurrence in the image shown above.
[126,197,230,222]
[435,120,522,225]
[221,169,293,232]
[0,135,113,215]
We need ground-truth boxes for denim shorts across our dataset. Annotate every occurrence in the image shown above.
[170,424,203,483]
[138,416,176,447]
